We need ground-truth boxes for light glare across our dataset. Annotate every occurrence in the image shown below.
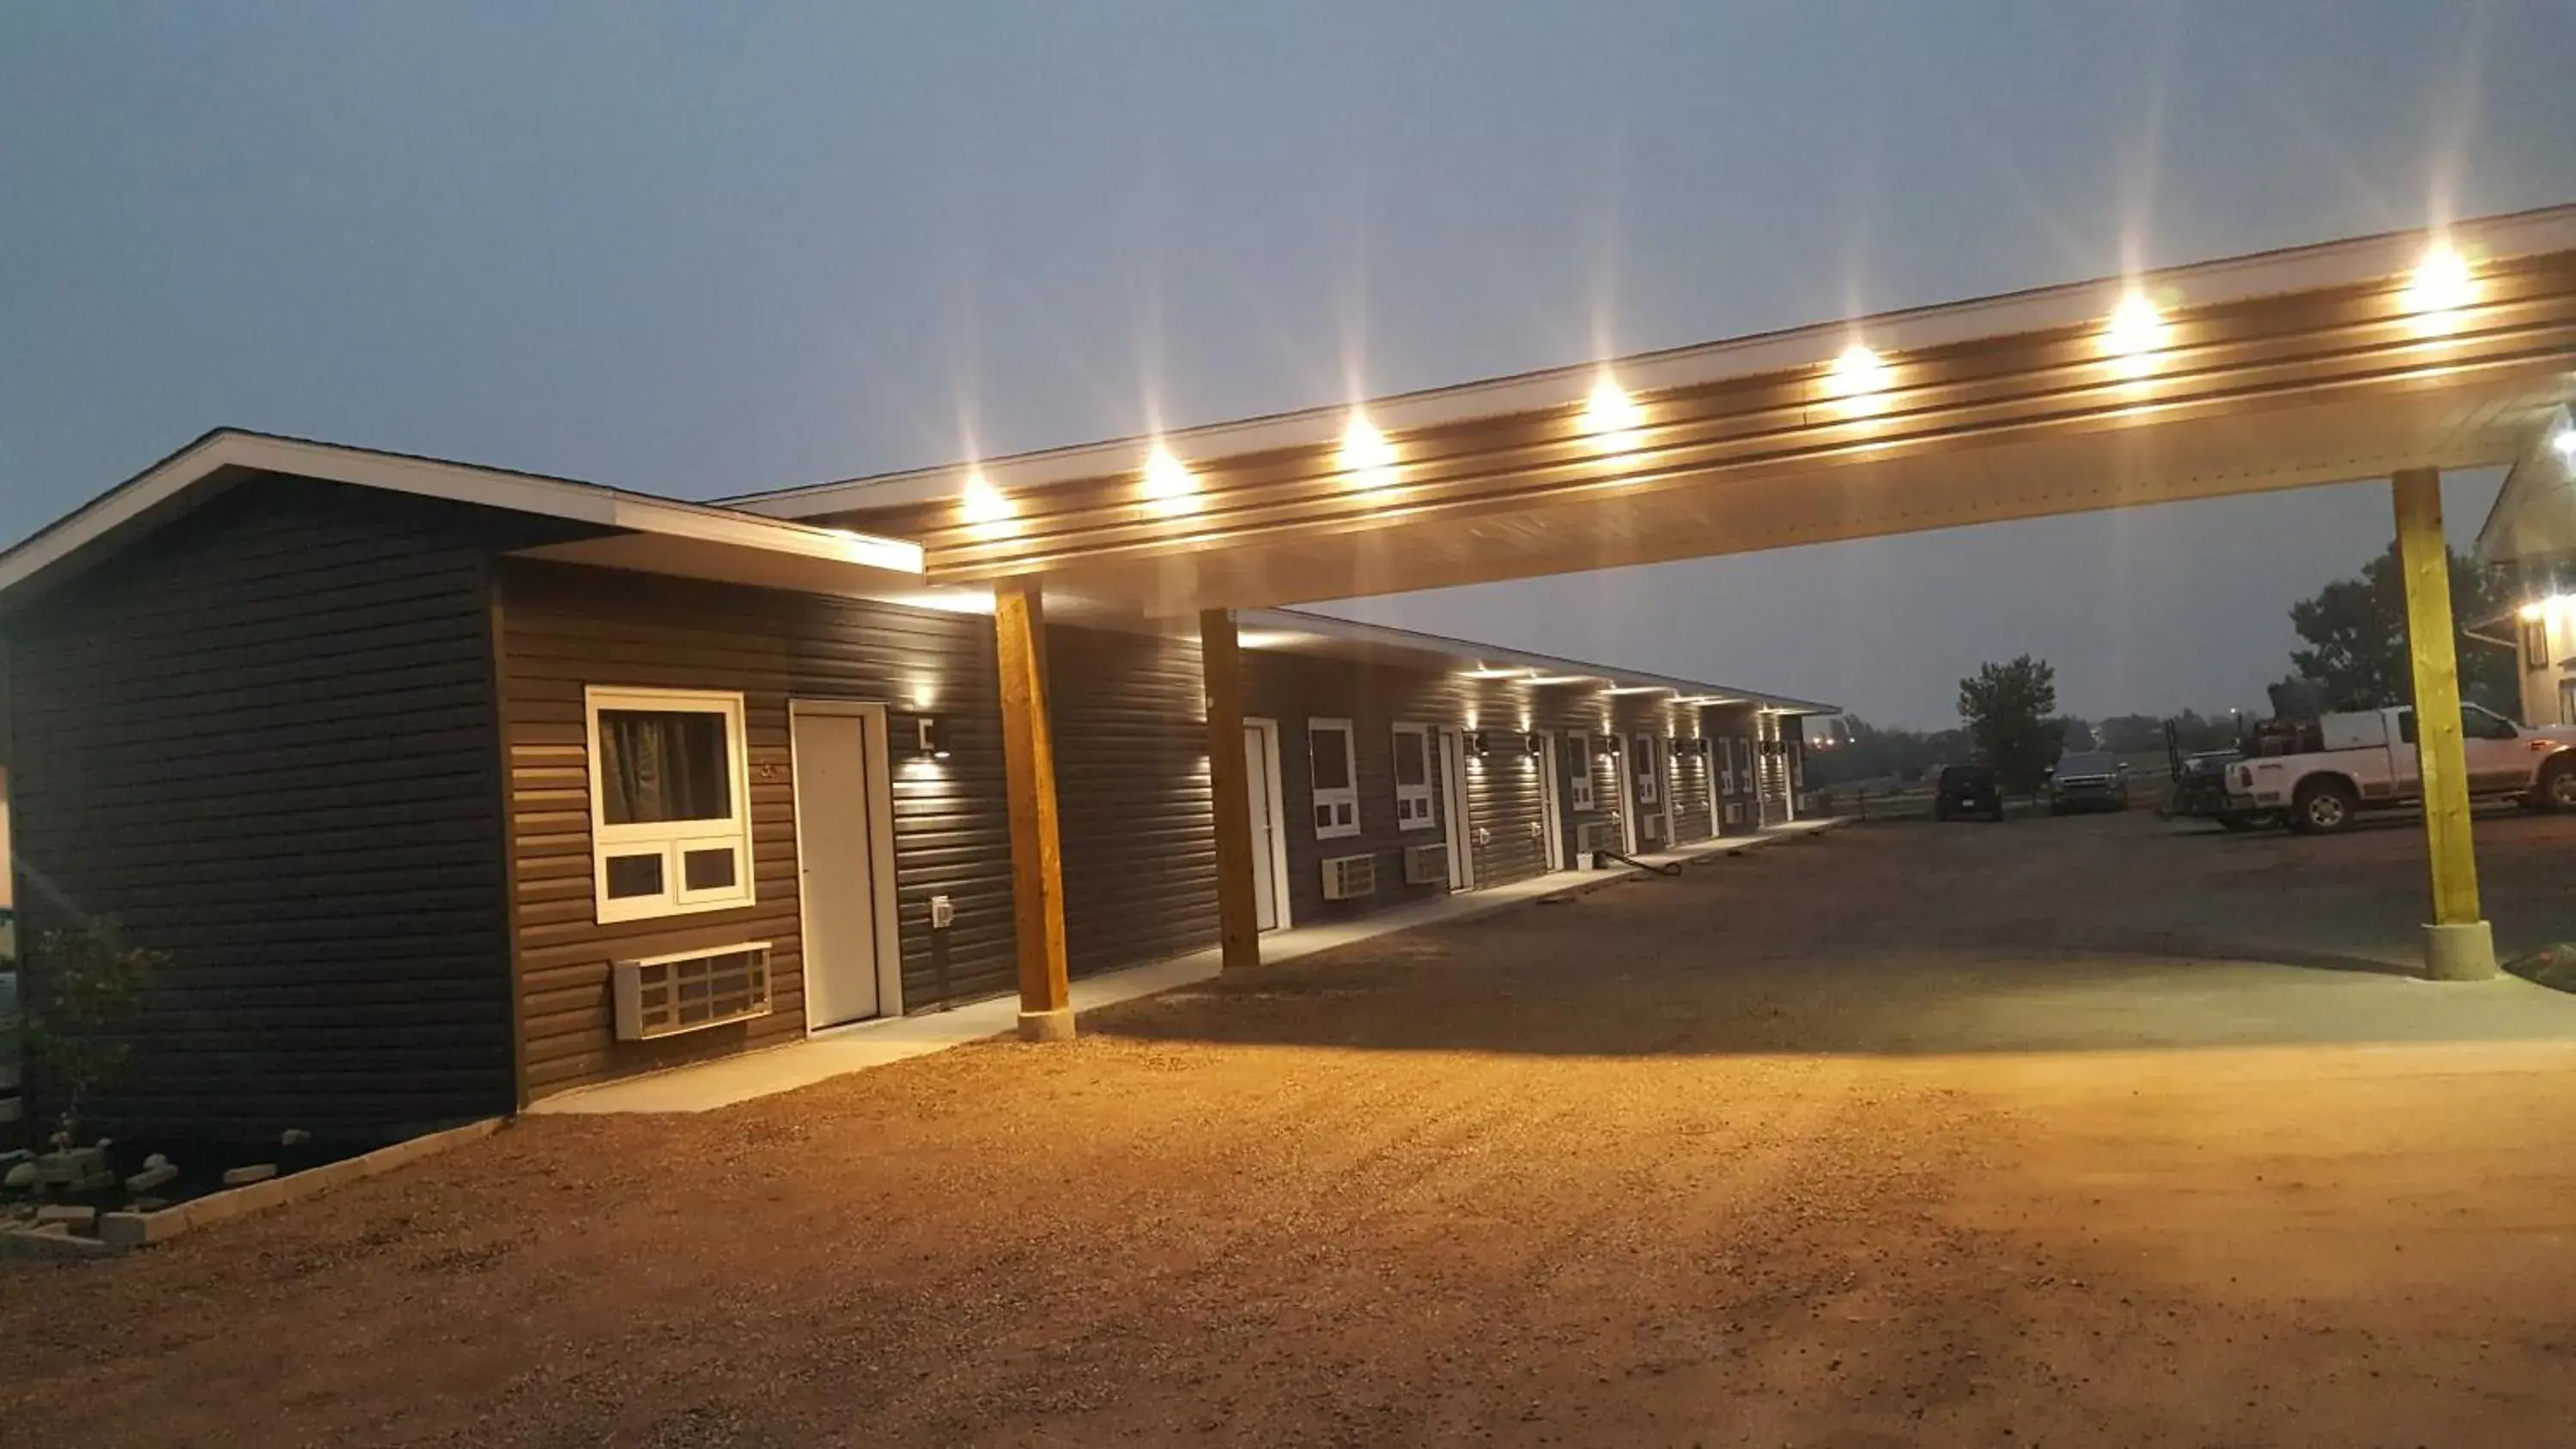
[958,471,1013,526]
[1142,444,1199,515]
[2551,427,2576,463]
[1339,413,1398,488]
[1826,343,1891,415]
[2104,292,2169,374]
[2402,245,2476,334]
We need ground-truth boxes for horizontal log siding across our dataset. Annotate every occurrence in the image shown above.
[1049,625,1219,976]
[496,561,1012,1100]
[1,475,559,1142]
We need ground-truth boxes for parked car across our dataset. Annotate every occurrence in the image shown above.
[2229,703,2576,834]
[2048,752,2132,815]
[1932,763,2006,822]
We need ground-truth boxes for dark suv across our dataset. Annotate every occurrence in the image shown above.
[1933,764,2005,822]
[2048,751,2133,814]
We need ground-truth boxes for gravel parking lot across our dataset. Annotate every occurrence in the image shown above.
[7,809,2576,1448]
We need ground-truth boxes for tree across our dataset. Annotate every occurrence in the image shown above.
[2284,544,2516,714]
[1959,655,2061,795]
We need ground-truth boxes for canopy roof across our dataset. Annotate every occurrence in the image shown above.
[740,203,2576,617]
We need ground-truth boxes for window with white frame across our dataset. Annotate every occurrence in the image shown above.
[587,687,756,924]
[1568,740,1596,812]
[1390,724,1437,830]
[1720,737,1739,795]
[1308,718,1360,838]
[1631,734,1661,804]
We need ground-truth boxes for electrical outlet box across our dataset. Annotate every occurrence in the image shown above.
[929,894,956,929]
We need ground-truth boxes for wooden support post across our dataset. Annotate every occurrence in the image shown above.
[994,578,1074,1037]
[2391,467,2496,979]
[1201,608,1261,973]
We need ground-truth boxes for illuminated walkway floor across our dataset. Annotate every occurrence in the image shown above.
[532,816,1847,1114]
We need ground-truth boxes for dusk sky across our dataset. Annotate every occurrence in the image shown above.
[7,3,2575,727]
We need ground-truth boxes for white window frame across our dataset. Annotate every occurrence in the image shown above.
[1390,723,1437,831]
[1721,737,1739,795]
[586,686,756,925]
[1632,734,1662,805]
[1308,718,1361,840]
[1569,740,1597,812]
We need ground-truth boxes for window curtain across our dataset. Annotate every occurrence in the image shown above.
[599,711,731,824]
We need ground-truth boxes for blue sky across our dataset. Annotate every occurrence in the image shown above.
[5,2,2573,725]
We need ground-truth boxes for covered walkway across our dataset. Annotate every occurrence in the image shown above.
[532,818,1846,1113]
[738,203,2576,1019]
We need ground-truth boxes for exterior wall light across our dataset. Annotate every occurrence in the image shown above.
[2401,244,2476,335]
[1523,733,1546,757]
[1141,444,1200,517]
[1466,730,1490,758]
[958,470,1014,527]
[2103,292,2169,376]
[1580,374,1643,452]
[916,717,951,760]
[1339,412,1397,490]
[1826,343,1891,416]
[1595,734,1623,757]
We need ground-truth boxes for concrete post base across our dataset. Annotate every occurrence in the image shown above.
[1016,1008,1077,1042]
[2422,920,2498,981]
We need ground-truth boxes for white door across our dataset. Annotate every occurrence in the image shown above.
[1536,731,1567,871]
[792,703,896,1030]
[1609,740,1637,854]
[1437,728,1477,890]
[1242,719,1285,931]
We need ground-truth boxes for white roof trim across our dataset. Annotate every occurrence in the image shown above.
[1249,607,1838,715]
[2475,405,2576,565]
[732,203,2576,518]
[0,430,922,598]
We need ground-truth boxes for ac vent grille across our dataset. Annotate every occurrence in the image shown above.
[614,943,773,1041]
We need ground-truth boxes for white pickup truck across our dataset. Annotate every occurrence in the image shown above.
[2229,703,2576,834]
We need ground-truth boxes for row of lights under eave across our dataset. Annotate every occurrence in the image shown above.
[949,243,2493,525]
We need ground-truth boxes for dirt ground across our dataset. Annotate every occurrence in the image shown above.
[9,809,2576,1448]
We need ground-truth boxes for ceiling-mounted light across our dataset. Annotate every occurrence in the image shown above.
[958,470,1014,527]
[2551,426,2576,464]
[2401,243,2476,333]
[1580,374,1643,452]
[2520,602,2546,623]
[1826,342,1890,415]
[1338,411,1398,490]
[1141,444,1199,516]
[2103,292,2169,375]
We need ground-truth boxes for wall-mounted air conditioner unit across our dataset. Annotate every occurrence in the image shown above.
[1321,853,1378,900]
[1723,802,1747,826]
[614,943,773,1041]
[1403,842,1451,886]
[1576,820,1622,861]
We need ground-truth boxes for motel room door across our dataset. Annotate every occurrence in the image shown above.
[1242,718,1288,931]
[1535,731,1567,871]
[790,701,899,1029]
[1437,727,1478,891]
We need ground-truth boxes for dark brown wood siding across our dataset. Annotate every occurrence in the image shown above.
[1050,625,1219,976]
[495,561,1016,1100]
[0,475,565,1143]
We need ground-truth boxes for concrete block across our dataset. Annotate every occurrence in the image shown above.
[125,1163,178,1195]
[2425,920,2499,981]
[1016,1007,1076,1043]
[34,1204,96,1228]
[220,1163,277,1186]
[185,1186,249,1227]
[99,1209,188,1252]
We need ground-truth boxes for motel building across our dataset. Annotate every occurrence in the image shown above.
[8,200,2576,1148]
[0,433,1827,1142]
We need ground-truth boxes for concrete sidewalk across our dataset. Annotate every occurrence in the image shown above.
[531,815,1848,1114]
